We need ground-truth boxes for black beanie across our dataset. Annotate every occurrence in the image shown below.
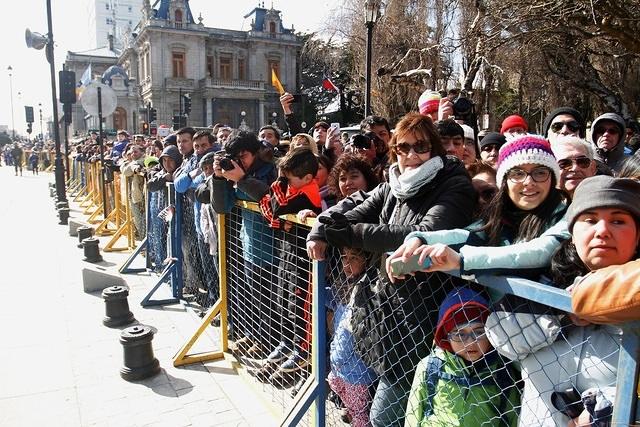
[567,176,640,231]
[478,132,506,150]
[542,107,586,138]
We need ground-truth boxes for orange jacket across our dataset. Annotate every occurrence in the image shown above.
[571,259,640,324]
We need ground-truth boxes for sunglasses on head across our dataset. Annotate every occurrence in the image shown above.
[557,156,591,170]
[394,141,431,155]
[550,120,580,133]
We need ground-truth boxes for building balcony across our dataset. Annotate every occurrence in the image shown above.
[199,78,265,91]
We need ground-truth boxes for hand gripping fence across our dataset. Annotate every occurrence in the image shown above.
[171,202,640,427]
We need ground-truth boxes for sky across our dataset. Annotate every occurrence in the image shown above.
[0,0,342,135]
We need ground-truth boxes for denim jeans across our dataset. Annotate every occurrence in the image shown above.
[369,374,411,427]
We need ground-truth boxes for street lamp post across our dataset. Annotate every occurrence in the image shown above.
[25,0,66,203]
[7,66,15,139]
[364,0,382,118]
[272,112,277,127]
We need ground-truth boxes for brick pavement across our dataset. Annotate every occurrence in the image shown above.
[0,166,279,427]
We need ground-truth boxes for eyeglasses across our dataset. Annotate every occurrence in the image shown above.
[447,328,486,342]
[394,141,431,155]
[550,120,580,133]
[557,156,591,170]
[506,167,552,183]
[595,126,619,136]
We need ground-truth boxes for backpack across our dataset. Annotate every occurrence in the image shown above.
[422,354,515,425]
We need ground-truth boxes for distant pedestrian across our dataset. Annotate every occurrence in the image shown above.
[29,150,39,175]
[10,143,23,176]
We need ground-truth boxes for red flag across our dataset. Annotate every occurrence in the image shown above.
[322,77,339,92]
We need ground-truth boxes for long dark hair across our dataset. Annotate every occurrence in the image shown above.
[480,174,564,246]
[550,240,589,288]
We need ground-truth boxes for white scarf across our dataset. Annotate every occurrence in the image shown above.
[388,156,444,200]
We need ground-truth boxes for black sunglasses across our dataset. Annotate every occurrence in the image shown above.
[557,157,591,170]
[550,120,580,133]
[394,141,431,155]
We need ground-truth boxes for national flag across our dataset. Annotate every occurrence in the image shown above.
[271,68,285,95]
[76,64,92,96]
[322,76,339,92]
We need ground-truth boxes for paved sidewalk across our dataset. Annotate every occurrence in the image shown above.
[0,166,279,427]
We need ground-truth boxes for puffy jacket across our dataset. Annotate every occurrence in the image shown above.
[405,348,520,427]
[572,258,640,324]
[485,288,621,426]
[209,157,277,265]
[327,156,476,381]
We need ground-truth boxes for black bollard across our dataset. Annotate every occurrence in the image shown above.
[82,237,103,263]
[77,226,94,248]
[58,208,71,225]
[119,325,160,381]
[102,286,135,327]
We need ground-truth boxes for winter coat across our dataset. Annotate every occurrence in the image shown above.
[120,158,146,204]
[485,288,621,426]
[404,203,569,281]
[209,157,277,265]
[327,156,476,381]
[571,258,640,323]
[404,348,520,427]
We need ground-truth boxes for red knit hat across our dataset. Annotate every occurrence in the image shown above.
[500,115,528,134]
[434,288,490,353]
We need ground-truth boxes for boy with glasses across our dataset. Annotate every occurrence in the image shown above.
[405,287,519,427]
[551,137,596,199]
[590,112,627,173]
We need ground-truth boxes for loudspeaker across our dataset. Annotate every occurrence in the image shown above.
[59,70,77,104]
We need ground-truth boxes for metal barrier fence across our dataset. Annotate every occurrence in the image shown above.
[65,159,639,426]
[173,202,640,427]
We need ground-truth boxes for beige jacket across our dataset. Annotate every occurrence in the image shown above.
[571,259,640,324]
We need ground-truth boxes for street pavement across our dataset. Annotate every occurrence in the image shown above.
[0,164,279,427]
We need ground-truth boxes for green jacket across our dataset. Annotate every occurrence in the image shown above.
[404,348,520,427]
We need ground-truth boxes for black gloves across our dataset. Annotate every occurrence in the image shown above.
[318,211,355,249]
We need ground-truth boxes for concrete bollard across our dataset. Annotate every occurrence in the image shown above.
[82,237,103,263]
[77,226,94,248]
[102,286,135,327]
[58,208,71,225]
[119,325,160,381]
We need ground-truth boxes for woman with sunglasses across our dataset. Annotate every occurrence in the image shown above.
[387,134,569,288]
[308,112,476,426]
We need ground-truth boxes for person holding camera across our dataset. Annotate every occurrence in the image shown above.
[209,130,278,357]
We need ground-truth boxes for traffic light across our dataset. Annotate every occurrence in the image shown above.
[27,123,32,134]
[173,115,181,130]
[25,106,34,123]
[183,94,191,115]
[59,70,77,104]
[149,107,157,123]
[142,122,149,135]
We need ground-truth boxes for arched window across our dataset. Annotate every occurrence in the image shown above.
[175,9,183,28]
[269,22,276,33]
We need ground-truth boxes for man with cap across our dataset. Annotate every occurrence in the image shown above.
[590,112,627,173]
[542,107,586,147]
[478,132,506,169]
[500,114,528,140]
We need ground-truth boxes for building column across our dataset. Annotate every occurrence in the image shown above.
[258,99,265,128]
[206,97,212,126]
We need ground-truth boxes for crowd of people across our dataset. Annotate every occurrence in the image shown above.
[59,89,640,427]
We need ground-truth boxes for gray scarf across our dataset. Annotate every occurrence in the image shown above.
[388,156,444,200]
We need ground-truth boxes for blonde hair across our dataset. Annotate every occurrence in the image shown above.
[290,133,319,155]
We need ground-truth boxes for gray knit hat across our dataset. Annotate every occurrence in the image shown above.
[567,175,640,231]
